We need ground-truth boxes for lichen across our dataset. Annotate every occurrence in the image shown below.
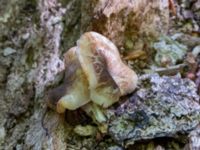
[108,74,200,146]
[73,125,97,137]
[154,35,187,66]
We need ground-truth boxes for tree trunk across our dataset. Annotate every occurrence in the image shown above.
[3,0,198,150]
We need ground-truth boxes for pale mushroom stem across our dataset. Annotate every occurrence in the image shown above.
[82,103,107,123]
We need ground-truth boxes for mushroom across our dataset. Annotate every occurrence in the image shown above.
[47,32,138,122]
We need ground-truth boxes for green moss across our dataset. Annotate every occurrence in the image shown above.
[125,39,134,50]
[26,48,35,66]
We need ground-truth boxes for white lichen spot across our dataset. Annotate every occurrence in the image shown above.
[3,47,16,56]
[0,127,5,141]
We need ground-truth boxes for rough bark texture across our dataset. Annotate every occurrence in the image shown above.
[108,74,200,147]
[84,0,169,51]
[1,0,199,150]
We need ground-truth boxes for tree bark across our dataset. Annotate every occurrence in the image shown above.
[2,0,192,150]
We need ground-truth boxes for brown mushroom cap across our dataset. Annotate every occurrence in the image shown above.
[77,33,121,108]
[77,32,137,107]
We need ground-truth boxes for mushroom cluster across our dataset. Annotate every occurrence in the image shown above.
[47,32,138,123]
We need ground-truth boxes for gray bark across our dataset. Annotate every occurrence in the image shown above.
[1,0,199,150]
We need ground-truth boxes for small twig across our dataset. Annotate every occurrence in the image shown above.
[147,64,187,75]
